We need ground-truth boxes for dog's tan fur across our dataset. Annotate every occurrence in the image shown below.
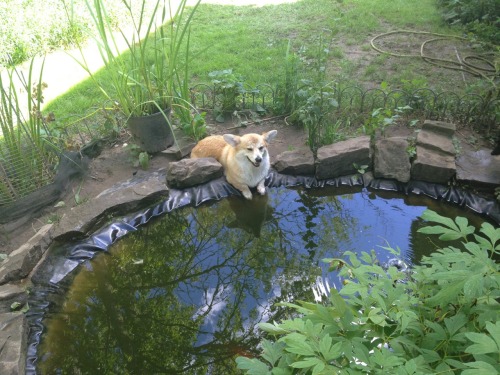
[191,130,277,199]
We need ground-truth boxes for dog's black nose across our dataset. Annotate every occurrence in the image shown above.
[255,156,262,163]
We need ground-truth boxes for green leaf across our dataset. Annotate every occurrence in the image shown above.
[418,225,462,241]
[261,339,285,366]
[444,313,468,337]
[235,357,270,374]
[10,302,21,311]
[283,336,316,356]
[258,322,288,335]
[427,279,466,307]
[462,361,500,375]
[480,222,500,246]
[464,274,484,300]
[290,357,323,369]
[486,321,500,350]
[465,332,499,355]
[420,209,459,232]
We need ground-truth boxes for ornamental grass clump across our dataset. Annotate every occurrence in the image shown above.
[76,0,200,119]
[0,59,58,204]
[237,209,500,374]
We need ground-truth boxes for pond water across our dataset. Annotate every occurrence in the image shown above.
[36,185,488,374]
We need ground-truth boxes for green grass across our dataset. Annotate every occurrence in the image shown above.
[41,0,485,128]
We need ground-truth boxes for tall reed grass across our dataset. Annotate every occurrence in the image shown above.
[0,59,58,204]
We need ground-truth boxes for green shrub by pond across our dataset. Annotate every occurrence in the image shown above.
[237,209,500,374]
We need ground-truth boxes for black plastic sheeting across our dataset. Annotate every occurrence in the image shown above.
[25,172,500,374]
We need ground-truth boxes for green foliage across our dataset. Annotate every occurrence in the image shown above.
[286,36,346,154]
[0,58,59,204]
[74,0,200,118]
[125,143,150,170]
[362,106,411,138]
[236,209,500,374]
[208,69,246,122]
[436,0,500,43]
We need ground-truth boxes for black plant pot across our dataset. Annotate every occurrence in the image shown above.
[127,109,175,153]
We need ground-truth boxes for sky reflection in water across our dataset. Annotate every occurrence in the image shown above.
[38,186,484,374]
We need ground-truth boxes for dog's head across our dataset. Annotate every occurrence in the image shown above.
[223,130,277,167]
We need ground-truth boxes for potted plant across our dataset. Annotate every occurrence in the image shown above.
[78,0,201,152]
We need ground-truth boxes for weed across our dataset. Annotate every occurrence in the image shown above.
[126,143,150,170]
[208,69,245,122]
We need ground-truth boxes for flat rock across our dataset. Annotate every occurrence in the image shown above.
[456,150,500,186]
[411,145,456,183]
[273,148,315,176]
[0,225,53,285]
[166,158,223,189]
[417,130,455,156]
[0,312,27,375]
[374,137,411,183]
[422,120,456,137]
[52,171,169,240]
[316,136,371,180]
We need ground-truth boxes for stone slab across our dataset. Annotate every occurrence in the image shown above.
[316,136,371,180]
[273,148,315,176]
[374,137,411,183]
[422,120,456,137]
[52,171,169,240]
[456,150,500,186]
[166,158,223,189]
[0,312,27,375]
[0,225,53,285]
[411,145,456,183]
[417,130,455,156]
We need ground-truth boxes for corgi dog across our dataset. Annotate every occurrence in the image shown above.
[191,130,277,199]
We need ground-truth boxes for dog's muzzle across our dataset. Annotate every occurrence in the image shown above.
[248,156,261,167]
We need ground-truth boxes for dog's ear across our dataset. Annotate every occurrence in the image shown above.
[223,134,240,147]
[263,130,277,143]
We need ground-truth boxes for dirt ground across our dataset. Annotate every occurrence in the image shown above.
[0,114,492,257]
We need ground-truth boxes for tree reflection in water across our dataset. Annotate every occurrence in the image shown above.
[38,186,478,374]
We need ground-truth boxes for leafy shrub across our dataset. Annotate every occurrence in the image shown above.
[236,209,500,374]
[437,0,500,43]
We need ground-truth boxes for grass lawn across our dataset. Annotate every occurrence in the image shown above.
[43,0,488,127]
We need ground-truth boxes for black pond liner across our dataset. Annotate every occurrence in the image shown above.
[24,171,500,374]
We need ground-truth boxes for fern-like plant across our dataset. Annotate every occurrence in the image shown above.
[236,209,500,374]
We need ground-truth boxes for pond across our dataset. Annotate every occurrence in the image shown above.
[33,184,491,374]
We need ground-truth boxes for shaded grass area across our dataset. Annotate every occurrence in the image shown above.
[43,0,480,124]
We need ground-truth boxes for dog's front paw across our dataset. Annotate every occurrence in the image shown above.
[242,189,253,200]
[257,185,266,195]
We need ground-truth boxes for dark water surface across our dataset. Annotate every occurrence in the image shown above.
[36,186,489,374]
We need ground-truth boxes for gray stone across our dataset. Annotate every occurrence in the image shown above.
[0,285,24,302]
[456,150,500,186]
[53,171,169,240]
[0,224,52,285]
[166,158,223,189]
[411,145,456,183]
[417,130,455,156]
[422,120,456,137]
[160,131,196,160]
[374,137,411,183]
[316,136,371,180]
[0,313,27,375]
[273,148,315,175]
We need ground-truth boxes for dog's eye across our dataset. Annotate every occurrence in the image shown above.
[247,147,253,151]
[258,146,264,151]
